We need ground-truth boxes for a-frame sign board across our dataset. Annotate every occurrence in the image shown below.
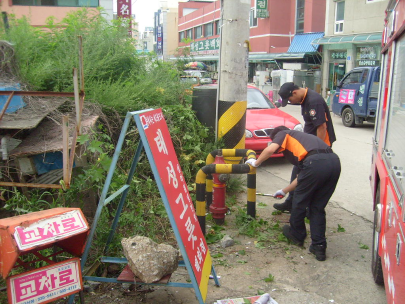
[69,108,219,304]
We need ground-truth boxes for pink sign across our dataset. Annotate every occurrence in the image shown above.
[7,258,82,304]
[338,89,356,104]
[14,210,88,251]
[139,109,211,286]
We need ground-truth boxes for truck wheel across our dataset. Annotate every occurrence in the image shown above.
[372,185,384,285]
[342,107,355,127]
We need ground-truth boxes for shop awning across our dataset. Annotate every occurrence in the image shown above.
[176,52,307,62]
[312,33,382,45]
[249,52,306,62]
[288,32,324,53]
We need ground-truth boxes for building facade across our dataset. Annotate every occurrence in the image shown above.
[313,0,388,96]
[176,0,326,82]
[1,0,113,26]
[154,3,180,60]
[138,27,155,52]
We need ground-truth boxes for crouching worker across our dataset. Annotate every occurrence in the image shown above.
[246,126,341,261]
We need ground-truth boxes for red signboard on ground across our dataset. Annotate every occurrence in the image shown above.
[137,109,212,301]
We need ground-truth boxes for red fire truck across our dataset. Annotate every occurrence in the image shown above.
[370,0,405,303]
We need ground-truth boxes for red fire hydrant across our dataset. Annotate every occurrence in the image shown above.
[209,152,229,224]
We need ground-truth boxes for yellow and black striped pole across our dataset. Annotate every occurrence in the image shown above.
[196,149,256,235]
[217,100,247,153]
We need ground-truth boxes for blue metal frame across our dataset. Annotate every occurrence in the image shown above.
[68,109,219,304]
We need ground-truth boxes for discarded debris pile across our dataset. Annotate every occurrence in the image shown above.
[0,41,107,189]
[0,95,101,187]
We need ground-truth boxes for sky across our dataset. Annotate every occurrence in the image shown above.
[132,0,161,32]
[113,0,188,33]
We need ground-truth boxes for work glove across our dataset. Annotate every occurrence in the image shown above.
[273,189,286,199]
[245,158,258,167]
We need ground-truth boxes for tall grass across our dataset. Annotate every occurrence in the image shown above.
[0,9,225,262]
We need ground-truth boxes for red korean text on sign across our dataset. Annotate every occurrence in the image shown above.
[139,109,209,284]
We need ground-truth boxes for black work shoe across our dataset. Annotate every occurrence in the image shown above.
[273,202,292,213]
[309,244,326,261]
[282,225,304,246]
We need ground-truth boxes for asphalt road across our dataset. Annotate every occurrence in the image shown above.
[278,104,375,222]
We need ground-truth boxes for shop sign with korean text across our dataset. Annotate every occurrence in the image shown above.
[190,37,220,55]
[13,210,88,251]
[157,26,163,52]
[117,0,131,18]
[7,258,82,304]
[135,109,212,302]
[256,0,268,18]
[330,51,347,60]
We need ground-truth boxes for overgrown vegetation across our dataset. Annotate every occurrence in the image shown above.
[0,8,230,267]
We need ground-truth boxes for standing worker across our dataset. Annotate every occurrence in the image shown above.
[273,82,336,213]
[246,126,341,261]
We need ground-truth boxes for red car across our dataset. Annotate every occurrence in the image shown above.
[245,85,303,156]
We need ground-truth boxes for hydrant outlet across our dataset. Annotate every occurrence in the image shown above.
[218,174,230,183]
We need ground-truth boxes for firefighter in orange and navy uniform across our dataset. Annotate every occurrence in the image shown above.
[274,82,336,213]
[246,126,341,261]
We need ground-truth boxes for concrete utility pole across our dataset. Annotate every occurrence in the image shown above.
[217,0,250,150]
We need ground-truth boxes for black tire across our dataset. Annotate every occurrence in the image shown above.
[372,185,384,285]
[342,107,356,127]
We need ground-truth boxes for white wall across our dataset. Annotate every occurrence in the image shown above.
[100,0,114,21]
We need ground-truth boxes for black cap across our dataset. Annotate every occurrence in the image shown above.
[278,82,299,107]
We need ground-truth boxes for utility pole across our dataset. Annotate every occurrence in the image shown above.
[216,0,250,151]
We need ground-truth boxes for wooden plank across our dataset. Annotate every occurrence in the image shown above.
[68,126,78,185]
[73,68,81,134]
[62,115,69,184]
[0,91,83,97]
[0,181,63,189]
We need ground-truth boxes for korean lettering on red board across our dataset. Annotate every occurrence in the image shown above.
[144,110,207,276]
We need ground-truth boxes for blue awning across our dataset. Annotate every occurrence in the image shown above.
[287,32,324,53]
[312,33,382,45]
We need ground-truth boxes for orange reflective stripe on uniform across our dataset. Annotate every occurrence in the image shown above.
[300,88,308,105]
[280,134,309,161]
[324,113,331,147]
[324,131,331,147]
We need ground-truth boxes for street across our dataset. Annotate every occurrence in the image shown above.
[91,104,387,304]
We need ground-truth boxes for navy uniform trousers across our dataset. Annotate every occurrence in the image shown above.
[289,152,341,246]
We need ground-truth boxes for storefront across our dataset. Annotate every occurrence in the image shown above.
[328,50,347,91]
[312,33,382,97]
[356,45,381,67]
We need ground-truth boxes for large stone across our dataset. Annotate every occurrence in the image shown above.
[220,234,235,248]
[121,236,179,283]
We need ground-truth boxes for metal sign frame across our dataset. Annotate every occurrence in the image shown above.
[68,109,219,304]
